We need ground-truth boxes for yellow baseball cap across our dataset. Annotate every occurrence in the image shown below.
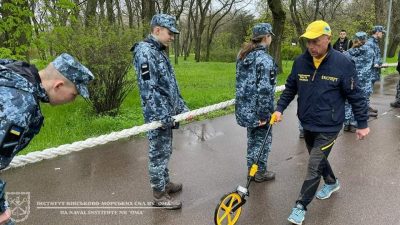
[300,20,332,39]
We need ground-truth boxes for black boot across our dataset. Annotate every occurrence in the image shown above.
[390,101,400,108]
[153,191,182,210]
[369,111,378,117]
[165,182,182,194]
[348,125,357,133]
[254,171,276,183]
[369,107,378,113]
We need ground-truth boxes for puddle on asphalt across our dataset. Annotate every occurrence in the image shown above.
[180,122,224,142]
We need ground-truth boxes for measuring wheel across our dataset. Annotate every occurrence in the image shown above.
[214,192,243,225]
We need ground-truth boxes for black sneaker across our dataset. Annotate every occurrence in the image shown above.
[343,125,350,131]
[390,101,400,108]
[254,171,275,183]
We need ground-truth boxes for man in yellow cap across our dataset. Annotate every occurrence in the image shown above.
[272,20,370,225]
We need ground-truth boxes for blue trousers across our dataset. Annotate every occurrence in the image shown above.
[147,128,173,192]
[246,125,272,173]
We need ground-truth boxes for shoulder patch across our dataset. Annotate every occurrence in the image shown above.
[141,63,150,81]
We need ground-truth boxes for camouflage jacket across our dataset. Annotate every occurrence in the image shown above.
[235,46,277,128]
[365,37,382,66]
[344,45,375,84]
[0,60,48,169]
[132,35,189,127]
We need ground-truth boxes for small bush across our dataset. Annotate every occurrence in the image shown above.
[281,45,302,60]
[202,49,238,62]
[49,21,141,116]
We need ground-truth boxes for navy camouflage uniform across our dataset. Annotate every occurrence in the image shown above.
[235,23,277,173]
[131,14,189,192]
[344,32,375,126]
[365,26,386,86]
[0,54,93,220]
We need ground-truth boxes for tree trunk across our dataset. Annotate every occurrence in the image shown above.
[289,0,306,51]
[125,0,134,28]
[106,0,115,24]
[268,0,286,73]
[194,0,212,62]
[388,0,400,57]
[163,0,171,13]
[85,0,98,26]
[142,0,155,36]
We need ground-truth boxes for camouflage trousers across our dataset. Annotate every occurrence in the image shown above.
[147,128,173,192]
[0,180,8,213]
[246,125,272,173]
[396,79,400,102]
[344,101,357,126]
[344,89,371,126]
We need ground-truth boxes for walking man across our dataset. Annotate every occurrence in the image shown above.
[271,20,370,225]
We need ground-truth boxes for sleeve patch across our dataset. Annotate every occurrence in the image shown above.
[141,63,150,81]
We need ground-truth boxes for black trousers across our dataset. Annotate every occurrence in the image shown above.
[296,130,339,209]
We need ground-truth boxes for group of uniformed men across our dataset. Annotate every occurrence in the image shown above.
[0,11,399,225]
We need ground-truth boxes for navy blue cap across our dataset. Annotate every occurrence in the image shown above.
[151,14,179,34]
[52,53,94,98]
[373,25,386,33]
[354,31,368,40]
[252,23,274,38]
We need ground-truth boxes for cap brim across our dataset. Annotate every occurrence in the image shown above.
[270,31,275,36]
[300,31,323,39]
[169,27,180,34]
[76,84,90,98]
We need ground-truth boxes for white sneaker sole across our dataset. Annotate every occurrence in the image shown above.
[288,217,303,225]
[316,185,340,200]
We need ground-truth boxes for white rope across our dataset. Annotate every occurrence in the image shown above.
[7,84,286,169]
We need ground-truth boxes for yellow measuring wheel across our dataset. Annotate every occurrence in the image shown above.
[214,115,277,225]
[214,192,243,225]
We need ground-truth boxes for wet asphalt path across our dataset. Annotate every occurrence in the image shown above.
[1,75,400,225]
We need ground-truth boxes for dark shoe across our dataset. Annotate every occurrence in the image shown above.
[153,191,182,210]
[254,171,275,183]
[299,130,304,138]
[348,125,357,133]
[165,182,182,194]
[368,107,378,113]
[369,111,378,117]
[390,101,400,108]
[343,125,350,131]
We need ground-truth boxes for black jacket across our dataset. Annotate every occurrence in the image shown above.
[276,45,368,132]
[333,38,352,52]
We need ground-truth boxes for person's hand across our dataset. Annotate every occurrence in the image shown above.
[374,64,380,68]
[0,208,11,225]
[271,111,282,124]
[356,127,370,140]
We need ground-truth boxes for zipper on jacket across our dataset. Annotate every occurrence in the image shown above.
[351,77,354,90]
[312,69,318,81]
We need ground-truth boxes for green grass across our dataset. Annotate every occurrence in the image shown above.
[382,54,399,76]
[20,56,292,154]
